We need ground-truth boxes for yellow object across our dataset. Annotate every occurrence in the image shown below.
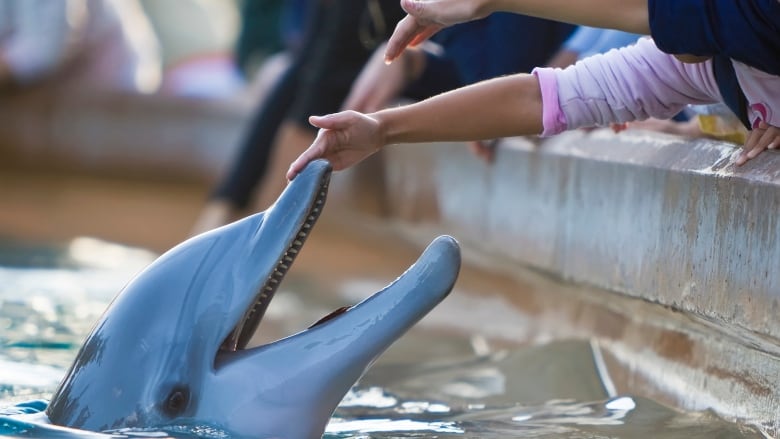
[696,114,748,144]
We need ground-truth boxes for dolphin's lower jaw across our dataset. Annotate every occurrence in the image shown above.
[208,235,461,439]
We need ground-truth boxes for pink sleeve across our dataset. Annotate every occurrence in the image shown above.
[532,67,568,137]
[545,38,722,131]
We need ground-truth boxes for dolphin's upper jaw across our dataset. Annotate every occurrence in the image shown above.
[220,161,331,352]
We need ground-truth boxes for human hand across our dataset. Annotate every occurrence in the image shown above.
[467,139,498,164]
[736,121,779,166]
[385,0,489,63]
[286,111,384,180]
[343,44,418,113]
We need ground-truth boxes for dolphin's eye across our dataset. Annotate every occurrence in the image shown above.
[163,386,190,416]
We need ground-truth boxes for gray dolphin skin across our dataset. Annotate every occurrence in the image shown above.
[34,159,462,438]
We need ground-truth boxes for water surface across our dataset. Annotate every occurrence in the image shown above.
[0,237,763,438]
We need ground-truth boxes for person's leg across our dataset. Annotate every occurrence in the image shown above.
[251,0,403,209]
[190,0,330,235]
[190,61,301,235]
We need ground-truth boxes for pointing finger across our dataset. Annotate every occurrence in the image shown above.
[385,15,423,63]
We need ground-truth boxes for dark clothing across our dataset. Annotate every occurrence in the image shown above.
[648,0,780,128]
[648,0,780,75]
[406,13,575,100]
[233,0,286,76]
[212,0,404,209]
[286,0,398,125]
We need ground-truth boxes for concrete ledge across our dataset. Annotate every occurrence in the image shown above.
[333,131,780,339]
[328,131,780,434]
[0,89,247,182]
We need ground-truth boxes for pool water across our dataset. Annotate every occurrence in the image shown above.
[0,237,764,438]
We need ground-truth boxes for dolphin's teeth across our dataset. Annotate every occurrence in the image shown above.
[299,231,308,238]
[302,223,312,230]
[269,278,279,284]
[284,255,294,263]
[294,239,303,246]
[279,263,289,271]
[288,247,299,255]
[259,293,268,299]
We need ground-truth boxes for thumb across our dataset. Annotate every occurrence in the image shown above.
[401,0,432,19]
[309,111,357,130]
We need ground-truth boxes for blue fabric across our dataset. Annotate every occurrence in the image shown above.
[280,0,311,51]
[406,13,575,99]
[563,27,642,59]
[712,55,751,128]
[579,29,642,58]
[564,26,608,54]
[648,0,780,75]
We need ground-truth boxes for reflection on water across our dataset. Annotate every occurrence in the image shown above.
[0,237,156,402]
[0,237,764,438]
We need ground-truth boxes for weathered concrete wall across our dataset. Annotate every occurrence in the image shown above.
[331,130,780,341]
[0,89,247,181]
[327,131,780,434]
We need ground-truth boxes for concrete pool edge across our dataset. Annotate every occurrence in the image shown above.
[326,130,780,436]
[328,130,780,339]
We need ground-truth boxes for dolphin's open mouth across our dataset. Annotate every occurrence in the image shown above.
[220,168,331,352]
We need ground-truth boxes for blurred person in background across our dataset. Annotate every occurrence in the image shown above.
[232,0,310,106]
[141,0,247,98]
[190,0,406,235]
[545,26,642,69]
[0,0,161,94]
[232,0,308,79]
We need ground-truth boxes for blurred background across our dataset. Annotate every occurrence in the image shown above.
[0,0,270,251]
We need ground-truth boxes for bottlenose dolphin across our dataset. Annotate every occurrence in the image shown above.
[3,159,461,438]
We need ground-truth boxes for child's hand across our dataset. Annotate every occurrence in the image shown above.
[287,111,384,180]
[385,0,488,63]
[736,121,779,166]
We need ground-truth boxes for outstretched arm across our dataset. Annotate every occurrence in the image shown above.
[287,74,543,178]
[385,0,650,62]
